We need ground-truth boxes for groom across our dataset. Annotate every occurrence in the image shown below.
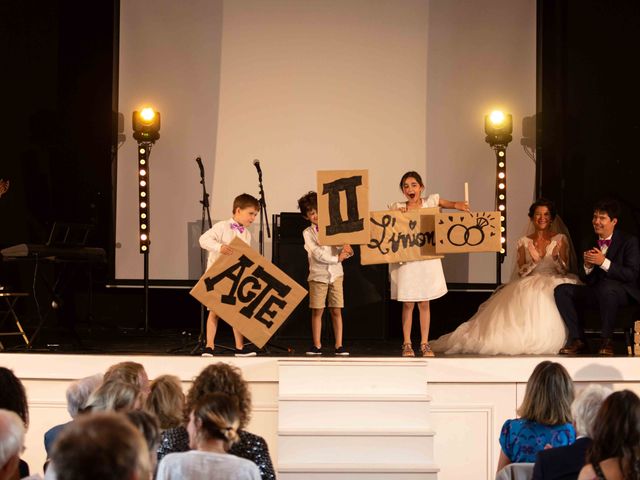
[555,199,640,355]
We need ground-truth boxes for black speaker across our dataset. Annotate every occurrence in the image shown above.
[272,213,388,341]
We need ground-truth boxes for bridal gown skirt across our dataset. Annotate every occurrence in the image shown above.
[430,272,579,355]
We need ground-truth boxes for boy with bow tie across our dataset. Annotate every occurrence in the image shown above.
[555,199,640,355]
[199,193,260,357]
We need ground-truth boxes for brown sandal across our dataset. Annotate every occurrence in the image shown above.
[402,343,415,357]
[420,343,435,357]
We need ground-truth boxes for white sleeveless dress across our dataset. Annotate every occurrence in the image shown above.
[430,234,579,355]
[389,195,447,302]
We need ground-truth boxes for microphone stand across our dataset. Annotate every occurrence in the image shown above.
[256,166,271,256]
[254,162,292,355]
[190,158,213,354]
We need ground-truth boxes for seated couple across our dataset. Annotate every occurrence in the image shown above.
[431,198,640,356]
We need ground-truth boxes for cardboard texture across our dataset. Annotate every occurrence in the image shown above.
[317,169,370,246]
[435,211,501,253]
[190,237,308,348]
[360,208,442,265]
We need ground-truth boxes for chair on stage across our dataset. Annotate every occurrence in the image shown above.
[0,290,31,351]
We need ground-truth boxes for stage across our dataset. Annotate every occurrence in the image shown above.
[4,350,640,480]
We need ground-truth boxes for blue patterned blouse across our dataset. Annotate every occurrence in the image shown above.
[499,418,575,463]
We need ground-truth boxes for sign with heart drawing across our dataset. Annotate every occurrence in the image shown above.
[360,208,441,265]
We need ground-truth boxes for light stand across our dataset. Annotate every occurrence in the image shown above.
[132,108,160,332]
[484,111,512,286]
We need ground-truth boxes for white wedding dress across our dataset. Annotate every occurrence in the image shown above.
[430,233,580,355]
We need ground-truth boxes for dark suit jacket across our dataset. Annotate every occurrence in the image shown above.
[581,230,640,303]
[532,437,592,480]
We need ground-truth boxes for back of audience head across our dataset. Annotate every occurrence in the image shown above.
[0,368,28,428]
[587,389,640,478]
[66,373,103,418]
[0,410,24,480]
[145,375,184,430]
[84,380,142,413]
[104,362,150,400]
[518,361,574,425]
[51,412,151,480]
[125,410,161,473]
[572,384,612,438]
[188,393,240,451]
[186,363,251,430]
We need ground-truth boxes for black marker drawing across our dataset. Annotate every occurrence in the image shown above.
[322,175,364,235]
[444,213,495,247]
[367,213,435,255]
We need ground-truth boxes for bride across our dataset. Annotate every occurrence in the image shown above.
[431,199,580,355]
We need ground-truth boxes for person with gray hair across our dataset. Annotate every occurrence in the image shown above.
[532,384,612,480]
[0,409,25,480]
[44,374,103,457]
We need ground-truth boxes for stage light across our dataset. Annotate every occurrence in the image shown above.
[133,108,161,143]
[485,109,512,284]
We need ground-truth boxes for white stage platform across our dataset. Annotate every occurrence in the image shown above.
[3,353,640,480]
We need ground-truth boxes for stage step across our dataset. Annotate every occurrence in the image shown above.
[277,359,437,479]
[279,428,435,463]
[278,462,439,480]
[279,394,432,429]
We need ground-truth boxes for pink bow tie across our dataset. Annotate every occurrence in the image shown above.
[598,239,611,249]
[231,223,245,233]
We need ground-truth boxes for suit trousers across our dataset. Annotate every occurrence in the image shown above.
[554,279,631,340]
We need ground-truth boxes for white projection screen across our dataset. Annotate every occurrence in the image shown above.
[116,0,535,284]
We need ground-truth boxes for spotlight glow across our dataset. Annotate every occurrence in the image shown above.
[499,183,505,189]
[140,180,146,187]
[499,205,505,211]
[500,248,505,254]
[501,237,506,243]
[140,192,146,197]
[141,224,147,230]
[499,194,505,200]
[140,234,148,241]
[141,213,147,219]
[139,169,146,176]
[498,151,505,157]
[498,172,505,179]
[140,108,156,123]
[489,110,506,126]
[140,159,146,165]
[499,162,505,168]
[140,202,146,208]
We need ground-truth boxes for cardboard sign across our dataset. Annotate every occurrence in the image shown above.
[317,169,370,246]
[360,208,443,265]
[190,237,308,348]
[435,211,501,253]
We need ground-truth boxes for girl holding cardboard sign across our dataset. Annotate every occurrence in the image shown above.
[390,171,469,357]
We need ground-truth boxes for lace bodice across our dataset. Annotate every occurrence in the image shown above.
[517,234,568,276]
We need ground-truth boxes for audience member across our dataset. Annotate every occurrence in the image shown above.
[44,374,103,457]
[497,361,576,473]
[50,412,151,480]
[0,368,30,477]
[185,363,275,480]
[83,380,142,412]
[533,384,611,480]
[578,390,640,480]
[125,410,162,474]
[0,409,24,480]
[145,375,189,461]
[103,362,151,401]
[156,393,260,480]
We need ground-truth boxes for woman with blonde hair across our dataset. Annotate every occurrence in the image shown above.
[156,393,260,480]
[145,375,189,461]
[497,361,576,473]
[83,380,142,413]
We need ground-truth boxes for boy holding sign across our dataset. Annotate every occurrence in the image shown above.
[199,193,260,357]
[298,191,353,355]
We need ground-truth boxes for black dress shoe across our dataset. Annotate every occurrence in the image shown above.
[598,338,614,356]
[559,339,588,355]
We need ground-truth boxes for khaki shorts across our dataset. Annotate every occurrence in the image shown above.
[308,277,344,309]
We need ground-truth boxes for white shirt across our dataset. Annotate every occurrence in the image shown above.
[199,218,252,270]
[584,233,612,275]
[156,450,260,480]
[303,225,344,283]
